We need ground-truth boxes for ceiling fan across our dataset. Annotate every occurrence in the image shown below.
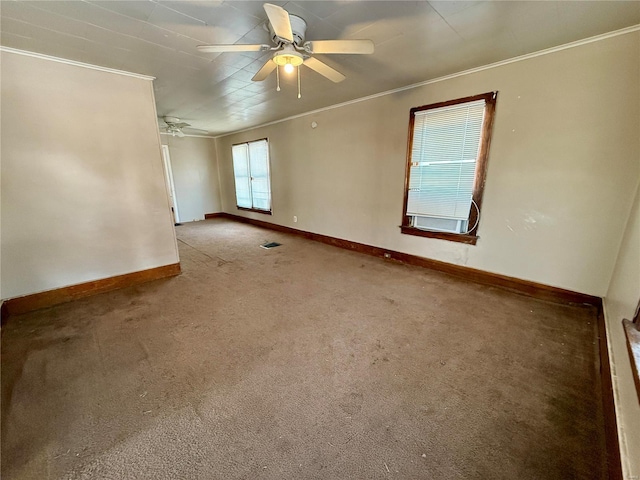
[197,3,374,96]
[162,116,191,137]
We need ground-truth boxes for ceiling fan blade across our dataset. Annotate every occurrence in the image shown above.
[197,44,270,53]
[304,57,345,83]
[252,59,277,81]
[174,122,190,129]
[304,40,374,55]
[263,3,293,43]
[176,129,185,138]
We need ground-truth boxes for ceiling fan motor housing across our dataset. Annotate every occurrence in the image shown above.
[267,14,307,46]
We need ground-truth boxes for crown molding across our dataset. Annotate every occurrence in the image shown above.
[216,24,640,139]
[0,46,155,81]
[159,132,216,139]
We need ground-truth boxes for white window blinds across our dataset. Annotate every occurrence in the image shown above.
[232,139,271,211]
[407,99,485,221]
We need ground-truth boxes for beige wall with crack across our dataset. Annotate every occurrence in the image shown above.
[216,32,639,298]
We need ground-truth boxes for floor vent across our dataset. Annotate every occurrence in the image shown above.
[260,242,281,249]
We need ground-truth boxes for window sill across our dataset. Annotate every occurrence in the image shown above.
[237,206,272,215]
[400,225,478,245]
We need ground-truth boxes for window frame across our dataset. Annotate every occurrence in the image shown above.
[231,137,273,215]
[400,91,497,245]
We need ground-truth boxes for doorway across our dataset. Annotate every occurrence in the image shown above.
[161,144,180,225]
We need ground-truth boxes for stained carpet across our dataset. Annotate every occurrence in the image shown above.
[1,218,607,479]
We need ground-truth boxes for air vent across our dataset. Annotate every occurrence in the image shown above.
[412,215,467,234]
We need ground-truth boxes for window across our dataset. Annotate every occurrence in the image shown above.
[232,138,272,214]
[401,92,497,245]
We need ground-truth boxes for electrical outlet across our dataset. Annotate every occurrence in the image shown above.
[293,216,297,223]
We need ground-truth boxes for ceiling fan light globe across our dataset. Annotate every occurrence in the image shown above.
[284,63,294,74]
[273,50,304,68]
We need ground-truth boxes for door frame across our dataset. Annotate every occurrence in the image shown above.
[161,144,180,224]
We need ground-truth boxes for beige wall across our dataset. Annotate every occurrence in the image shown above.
[216,31,639,297]
[160,135,221,222]
[1,51,179,300]
[605,179,640,479]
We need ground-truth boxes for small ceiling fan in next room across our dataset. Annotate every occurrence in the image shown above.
[161,117,191,137]
[160,117,210,137]
[197,3,375,98]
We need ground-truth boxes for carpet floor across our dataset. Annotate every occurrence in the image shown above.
[1,218,607,479]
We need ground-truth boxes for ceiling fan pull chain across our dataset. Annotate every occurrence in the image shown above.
[297,66,301,99]
[276,66,281,92]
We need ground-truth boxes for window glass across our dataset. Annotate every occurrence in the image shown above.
[232,139,272,213]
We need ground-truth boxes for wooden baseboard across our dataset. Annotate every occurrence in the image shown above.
[204,212,225,219]
[1,263,181,319]
[208,213,601,307]
[598,306,623,480]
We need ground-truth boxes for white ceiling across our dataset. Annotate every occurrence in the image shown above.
[2,1,639,136]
